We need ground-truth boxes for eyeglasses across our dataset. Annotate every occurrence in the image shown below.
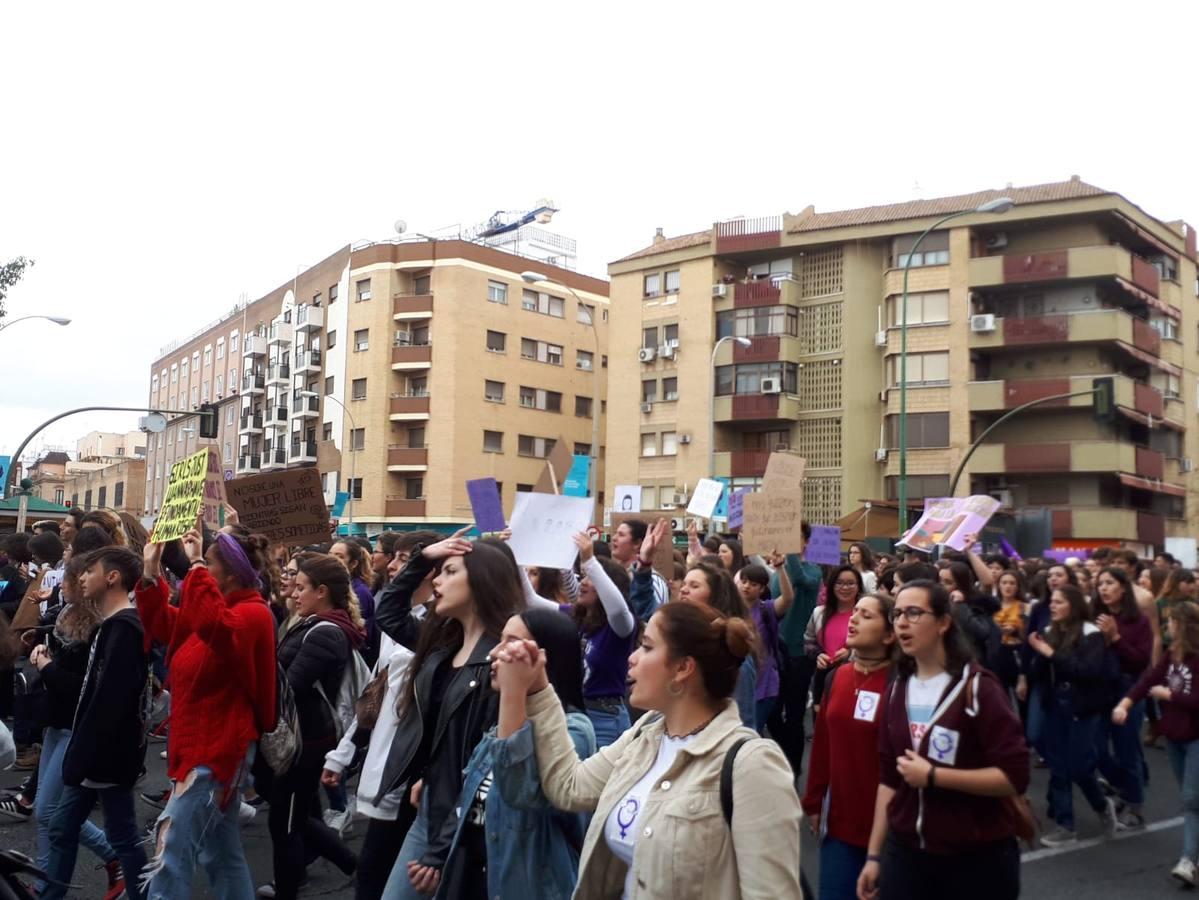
[889,607,936,624]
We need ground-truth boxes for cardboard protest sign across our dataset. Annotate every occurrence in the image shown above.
[686,478,725,519]
[466,478,506,533]
[740,491,805,555]
[727,488,749,530]
[507,492,594,568]
[763,451,807,491]
[225,467,330,547]
[151,448,212,543]
[201,447,227,531]
[11,570,45,631]
[805,525,843,565]
[897,495,1001,553]
[613,485,642,513]
[534,437,574,494]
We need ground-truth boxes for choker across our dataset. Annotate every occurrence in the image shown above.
[664,712,718,740]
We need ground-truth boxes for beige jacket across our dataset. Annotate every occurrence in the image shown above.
[527,687,802,900]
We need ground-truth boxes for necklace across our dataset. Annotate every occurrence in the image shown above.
[664,712,718,739]
[852,658,889,694]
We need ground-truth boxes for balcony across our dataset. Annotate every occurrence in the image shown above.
[712,449,772,478]
[968,245,1159,298]
[295,349,322,373]
[1053,507,1165,547]
[968,309,1161,358]
[295,305,324,332]
[715,216,781,255]
[237,454,261,473]
[393,293,434,320]
[712,392,800,424]
[242,372,265,394]
[242,335,267,358]
[290,439,317,462]
[387,446,429,472]
[238,411,263,434]
[385,497,427,518]
[264,404,289,427]
[268,322,293,345]
[267,363,290,385]
[389,394,431,421]
[969,440,1164,479]
[260,447,288,470]
[292,395,319,417]
[967,375,1163,419]
[391,342,433,370]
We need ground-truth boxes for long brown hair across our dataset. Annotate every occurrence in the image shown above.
[296,552,364,629]
[332,540,372,584]
[573,558,632,635]
[1169,601,1199,661]
[1045,584,1090,654]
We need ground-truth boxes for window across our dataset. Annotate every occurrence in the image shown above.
[203,345,213,366]
[486,330,506,353]
[160,368,167,384]
[216,339,225,360]
[641,433,657,457]
[325,376,335,395]
[520,338,563,365]
[353,329,369,352]
[714,362,800,395]
[641,486,658,510]
[574,442,592,456]
[171,364,178,383]
[192,352,199,370]
[575,396,593,417]
[413,274,431,294]
[356,279,372,301]
[517,435,556,458]
[642,326,658,350]
[229,367,238,390]
[662,377,678,401]
[113,482,124,507]
[485,380,505,402]
[522,290,565,318]
[224,441,232,463]
[84,489,93,509]
[97,486,107,508]
[577,302,595,324]
[885,474,950,500]
[885,412,950,449]
[887,291,950,327]
[408,426,425,448]
[488,280,508,304]
[152,375,159,391]
[642,379,658,403]
[483,430,504,453]
[352,378,367,400]
[348,477,363,500]
[191,386,199,405]
[215,374,223,396]
[327,330,337,349]
[715,305,799,339]
[322,422,333,441]
[661,431,678,456]
[519,387,562,412]
[516,483,533,493]
[644,273,661,297]
[226,405,235,425]
[891,231,950,268]
[1150,316,1180,341]
[577,350,594,371]
[230,332,239,353]
[329,284,338,304]
[663,323,679,345]
[350,428,365,450]
[886,351,950,386]
[664,270,680,294]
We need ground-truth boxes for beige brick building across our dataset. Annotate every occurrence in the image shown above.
[62,458,146,515]
[606,179,1198,555]
[75,431,145,461]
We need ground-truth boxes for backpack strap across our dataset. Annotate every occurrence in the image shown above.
[720,737,753,827]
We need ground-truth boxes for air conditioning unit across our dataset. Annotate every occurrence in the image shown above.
[711,284,727,299]
[1180,457,1194,473]
[761,377,781,394]
[659,344,676,359]
[971,314,997,333]
[640,402,653,413]
[875,448,888,462]
[671,492,688,506]
[875,330,887,348]
[670,517,686,531]
[985,232,1009,251]
[638,347,656,363]
[678,434,691,445]
[991,489,1014,508]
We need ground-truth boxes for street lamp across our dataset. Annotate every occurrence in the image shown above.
[301,390,357,531]
[896,197,1014,533]
[710,335,752,536]
[522,271,602,522]
[0,315,71,333]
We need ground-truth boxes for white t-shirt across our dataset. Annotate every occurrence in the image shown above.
[906,671,951,748]
[604,732,696,899]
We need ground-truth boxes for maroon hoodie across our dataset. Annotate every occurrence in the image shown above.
[879,664,1030,854]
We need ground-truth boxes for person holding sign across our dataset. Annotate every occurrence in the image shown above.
[803,591,896,900]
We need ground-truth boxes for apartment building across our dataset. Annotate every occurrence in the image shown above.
[63,458,146,514]
[76,431,145,461]
[146,238,608,534]
[606,178,1198,555]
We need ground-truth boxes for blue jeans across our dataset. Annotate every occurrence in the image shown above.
[1096,698,1146,806]
[754,696,777,735]
[383,800,430,900]
[1026,683,1047,753]
[819,836,866,900]
[35,727,115,892]
[1166,739,1199,861]
[586,704,630,750]
[43,783,146,900]
[1043,691,1106,830]
[142,766,255,900]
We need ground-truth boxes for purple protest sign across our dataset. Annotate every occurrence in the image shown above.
[466,478,506,533]
[805,524,842,566]
[728,488,749,530]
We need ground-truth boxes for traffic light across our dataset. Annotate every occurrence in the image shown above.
[1093,376,1115,424]
[198,403,219,439]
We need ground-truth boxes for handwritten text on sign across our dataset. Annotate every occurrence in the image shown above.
[740,491,805,555]
[151,449,212,543]
[225,468,329,546]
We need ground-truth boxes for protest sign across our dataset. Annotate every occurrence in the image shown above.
[613,485,642,513]
[201,447,226,531]
[727,488,749,530]
[740,491,805,555]
[507,492,594,569]
[466,478,506,533]
[151,448,212,543]
[225,467,330,546]
[563,455,591,498]
[534,437,574,494]
[805,525,843,565]
[897,495,1002,553]
[687,478,725,519]
[763,451,807,491]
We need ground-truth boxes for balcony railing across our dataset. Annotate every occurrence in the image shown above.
[385,497,427,517]
[290,440,317,459]
[295,305,325,329]
[239,412,263,431]
[237,454,261,471]
[268,364,290,381]
[393,293,434,317]
[242,372,265,391]
[295,348,322,370]
[292,395,319,415]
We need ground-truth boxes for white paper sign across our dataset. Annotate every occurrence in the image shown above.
[507,492,596,569]
[613,484,642,514]
[687,478,725,519]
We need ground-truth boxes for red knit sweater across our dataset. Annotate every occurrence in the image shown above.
[136,569,277,799]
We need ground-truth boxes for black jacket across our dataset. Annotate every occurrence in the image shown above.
[62,609,148,788]
[1029,623,1109,717]
[375,554,434,652]
[277,615,351,764]
[955,593,1003,672]
[39,632,92,731]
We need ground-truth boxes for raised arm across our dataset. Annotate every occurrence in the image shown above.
[136,542,180,648]
[517,565,561,613]
[575,534,635,639]
[771,551,795,617]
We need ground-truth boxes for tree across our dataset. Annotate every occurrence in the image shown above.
[0,257,35,320]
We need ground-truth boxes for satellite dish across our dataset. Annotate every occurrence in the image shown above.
[394,219,408,235]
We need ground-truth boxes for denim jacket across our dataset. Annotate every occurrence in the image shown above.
[436,711,596,900]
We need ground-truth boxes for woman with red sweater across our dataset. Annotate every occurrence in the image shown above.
[136,522,278,899]
[803,592,896,900]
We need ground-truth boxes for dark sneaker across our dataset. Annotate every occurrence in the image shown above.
[139,789,170,810]
[0,796,32,822]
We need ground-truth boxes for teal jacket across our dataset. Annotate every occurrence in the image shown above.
[771,554,823,658]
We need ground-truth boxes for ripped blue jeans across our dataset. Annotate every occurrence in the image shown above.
[141,765,254,900]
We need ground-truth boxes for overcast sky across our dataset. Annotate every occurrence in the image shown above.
[3,0,1197,462]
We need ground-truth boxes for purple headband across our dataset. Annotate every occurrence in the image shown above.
[215,533,258,588]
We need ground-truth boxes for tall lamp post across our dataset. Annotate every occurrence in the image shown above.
[710,335,752,536]
[302,390,356,531]
[896,197,1014,533]
[0,315,71,333]
[521,272,602,522]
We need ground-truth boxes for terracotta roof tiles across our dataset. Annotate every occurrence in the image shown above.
[615,229,712,263]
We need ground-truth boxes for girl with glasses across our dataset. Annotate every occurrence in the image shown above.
[804,567,862,714]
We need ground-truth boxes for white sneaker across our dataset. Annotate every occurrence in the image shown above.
[323,799,354,838]
[1040,825,1078,848]
[255,884,275,899]
[1100,796,1118,839]
[1173,857,1197,886]
[159,749,167,760]
[238,801,257,824]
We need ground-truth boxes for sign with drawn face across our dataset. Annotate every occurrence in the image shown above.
[613,485,642,513]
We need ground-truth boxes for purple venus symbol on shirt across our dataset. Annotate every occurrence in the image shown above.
[617,799,639,839]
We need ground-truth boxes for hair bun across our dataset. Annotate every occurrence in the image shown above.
[720,616,756,662]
